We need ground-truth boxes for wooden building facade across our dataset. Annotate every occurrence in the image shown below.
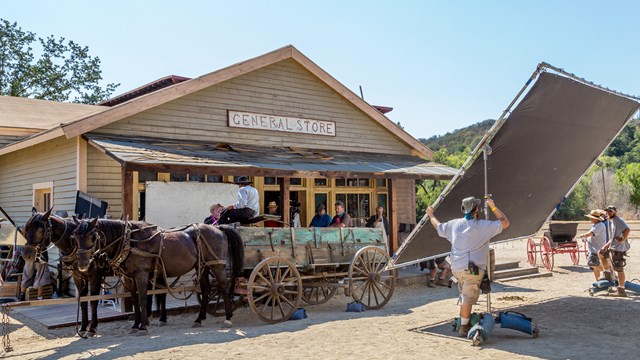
[0,45,456,252]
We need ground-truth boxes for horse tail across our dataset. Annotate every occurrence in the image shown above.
[218,225,244,278]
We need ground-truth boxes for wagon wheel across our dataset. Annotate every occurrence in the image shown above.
[570,242,580,266]
[526,237,537,267]
[302,282,338,305]
[348,246,395,310]
[540,237,554,271]
[247,257,302,323]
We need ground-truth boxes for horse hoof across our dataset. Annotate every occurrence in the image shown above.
[86,330,96,338]
[158,321,167,327]
[136,329,149,336]
[222,320,232,328]
[77,330,87,338]
[192,322,203,328]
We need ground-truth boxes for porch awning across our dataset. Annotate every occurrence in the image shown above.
[84,134,457,179]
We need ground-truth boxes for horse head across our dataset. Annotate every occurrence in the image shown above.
[22,207,55,262]
[72,217,101,273]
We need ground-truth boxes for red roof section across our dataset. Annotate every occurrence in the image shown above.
[99,75,191,107]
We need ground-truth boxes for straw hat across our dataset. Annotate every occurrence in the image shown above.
[585,209,603,221]
[268,201,278,209]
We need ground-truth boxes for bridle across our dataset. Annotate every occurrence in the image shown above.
[24,215,68,262]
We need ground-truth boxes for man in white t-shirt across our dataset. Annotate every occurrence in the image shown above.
[578,209,608,281]
[425,197,509,337]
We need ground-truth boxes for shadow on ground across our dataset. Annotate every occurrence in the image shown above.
[411,294,640,358]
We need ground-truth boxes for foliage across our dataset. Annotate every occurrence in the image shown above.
[421,119,495,152]
[0,18,118,104]
[616,163,640,210]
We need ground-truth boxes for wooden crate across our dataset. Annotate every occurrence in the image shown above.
[0,281,20,298]
[25,284,54,300]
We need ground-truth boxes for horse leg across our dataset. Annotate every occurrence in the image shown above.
[135,271,151,334]
[76,278,89,337]
[87,274,102,337]
[212,266,233,328]
[124,278,140,333]
[193,268,210,327]
[153,275,167,326]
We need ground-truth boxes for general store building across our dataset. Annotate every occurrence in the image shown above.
[0,45,456,252]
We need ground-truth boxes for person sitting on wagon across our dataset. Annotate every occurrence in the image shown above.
[219,176,260,224]
[309,204,332,227]
[330,201,351,228]
[578,209,608,281]
[204,203,224,225]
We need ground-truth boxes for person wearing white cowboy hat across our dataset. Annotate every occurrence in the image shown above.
[263,201,282,227]
[578,209,608,281]
[425,196,509,338]
[219,176,260,224]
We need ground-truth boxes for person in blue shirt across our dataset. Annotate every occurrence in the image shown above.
[309,204,332,227]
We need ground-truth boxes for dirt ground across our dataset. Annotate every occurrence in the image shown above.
[2,237,639,360]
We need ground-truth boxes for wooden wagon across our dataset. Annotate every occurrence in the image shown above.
[201,226,395,323]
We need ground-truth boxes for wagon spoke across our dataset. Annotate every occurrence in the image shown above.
[253,292,270,304]
[252,285,270,292]
[358,255,371,274]
[275,259,282,282]
[280,294,295,308]
[280,267,291,281]
[276,296,286,318]
[283,289,299,295]
[257,272,271,285]
[265,266,275,284]
[352,264,367,275]
[260,295,273,314]
[376,281,393,291]
[372,282,388,303]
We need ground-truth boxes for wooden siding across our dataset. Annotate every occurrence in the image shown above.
[0,136,77,225]
[94,59,413,155]
[87,145,122,217]
[396,178,416,225]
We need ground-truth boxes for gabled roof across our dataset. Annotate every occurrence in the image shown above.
[0,95,104,130]
[60,45,432,158]
[1,45,433,158]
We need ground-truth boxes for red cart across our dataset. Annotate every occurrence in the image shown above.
[526,222,588,271]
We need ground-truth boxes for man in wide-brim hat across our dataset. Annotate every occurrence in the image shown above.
[578,210,608,281]
[219,176,260,224]
[600,205,631,297]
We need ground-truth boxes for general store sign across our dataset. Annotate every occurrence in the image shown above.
[228,110,336,136]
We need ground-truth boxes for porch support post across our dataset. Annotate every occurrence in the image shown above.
[387,178,398,254]
[280,177,290,226]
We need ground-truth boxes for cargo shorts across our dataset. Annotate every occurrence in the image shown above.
[452,269,485,306]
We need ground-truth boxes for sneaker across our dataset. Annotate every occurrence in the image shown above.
[458,323,471,337]
[427,279,435,288]
[616,287,628,297]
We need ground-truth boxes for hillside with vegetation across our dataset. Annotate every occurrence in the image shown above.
[416,117,640,222]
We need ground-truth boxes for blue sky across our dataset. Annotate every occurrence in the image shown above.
[3,1,639,139]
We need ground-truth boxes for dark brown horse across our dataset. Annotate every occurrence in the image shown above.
[22,208,104,337]
[71,218,244,333]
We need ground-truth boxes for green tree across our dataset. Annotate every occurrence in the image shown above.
[0,19,118,104]
[616,163,640,210]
